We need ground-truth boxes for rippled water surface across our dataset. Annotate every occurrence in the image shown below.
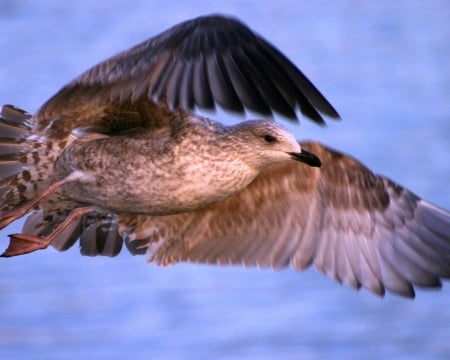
[0,1,449,359]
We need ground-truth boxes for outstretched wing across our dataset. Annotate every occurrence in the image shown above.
[36,14,339,137]
[117,141,450,298]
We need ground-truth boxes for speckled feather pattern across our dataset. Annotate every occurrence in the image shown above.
[53,114,301,214]
[0,15,449,298]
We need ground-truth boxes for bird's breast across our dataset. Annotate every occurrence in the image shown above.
[56,137,257,215]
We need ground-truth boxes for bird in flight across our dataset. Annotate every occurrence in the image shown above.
[0,14,448,298]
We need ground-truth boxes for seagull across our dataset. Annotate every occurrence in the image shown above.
[0,14,449,298]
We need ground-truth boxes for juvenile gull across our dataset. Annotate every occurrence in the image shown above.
[0,15,449,299]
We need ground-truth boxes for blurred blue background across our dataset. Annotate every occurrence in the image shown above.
[0,1,449,359]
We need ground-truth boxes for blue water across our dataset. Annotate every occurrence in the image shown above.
[0,1,449,359]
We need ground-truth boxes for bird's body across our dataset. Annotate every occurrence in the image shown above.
[55,115,308,215]
[1,14,449,299]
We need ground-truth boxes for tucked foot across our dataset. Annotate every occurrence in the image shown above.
[1,233,51,257]
[0,212,23,231]
[1,205,98,258]
[0,173,87,231]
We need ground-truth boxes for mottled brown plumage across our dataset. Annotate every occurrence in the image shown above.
[0,15,449,299]
[114,142,450,298]
[1,14,334,253]
[0,104,315,256]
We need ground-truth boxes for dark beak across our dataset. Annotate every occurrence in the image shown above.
[289,148,321,167]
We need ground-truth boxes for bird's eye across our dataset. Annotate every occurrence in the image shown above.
[264,135,276,143]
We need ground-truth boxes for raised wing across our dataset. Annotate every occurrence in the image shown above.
[36,15,339,137]
[116,142,450,298]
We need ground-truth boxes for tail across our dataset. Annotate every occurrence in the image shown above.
[1,105,123,257]
[0,104,64,212]
[0,104,70,246]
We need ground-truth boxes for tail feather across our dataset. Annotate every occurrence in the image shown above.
[0,104,33,136]
[0,105,33,181]
[0,104,68,211]
[1,104,123,258]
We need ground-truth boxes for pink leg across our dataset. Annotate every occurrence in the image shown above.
[0,171,85,230]
[1,206,97,257]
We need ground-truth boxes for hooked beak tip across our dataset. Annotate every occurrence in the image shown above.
[289,149,322,168]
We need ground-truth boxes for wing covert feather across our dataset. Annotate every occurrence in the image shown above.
[119,141,450,298]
